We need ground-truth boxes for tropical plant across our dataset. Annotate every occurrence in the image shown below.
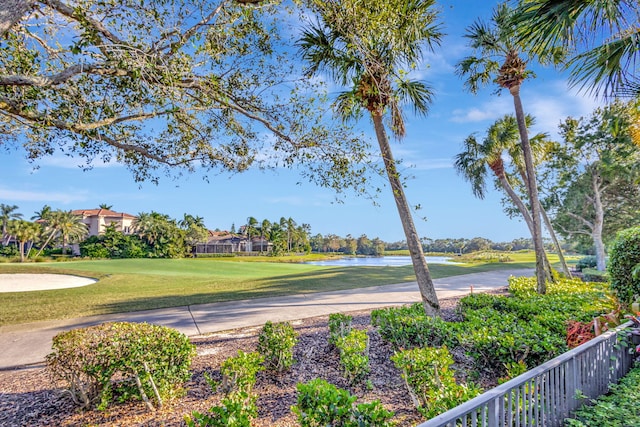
[298,0,444,316]
[1,203,23,246]
[134,212,185,258]
[180,214,209,251]
[455,114,568,276]
[56,211,89,255]
[511,0,640,98]
[31,204,52,222]
[456,2,549,293]
[7,219,41,261]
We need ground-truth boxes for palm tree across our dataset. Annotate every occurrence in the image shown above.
[456,3,548,293]
[99,203,113,210]
[56,210,88,254]
[1,203,23,245]
[511,0,640,98]
[34,209,63,257]
[259,219,271,253]
[298,0,443,316]
[8,219,41,262]
[31,205,52,221]
[455,115,570,276]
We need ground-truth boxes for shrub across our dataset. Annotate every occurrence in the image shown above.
[391,347,480,419]
[292,378,393,427]
[608,226,640,303]
[186,350,264,427]
[46,322,195,411]
[217,350,264,395]
[328,313,353,345]
[257,321,297,372]
[581,268,609,283]
[460,308,567,372]
[575,255,597,271]
[335,329,370,384]
[371,303,453,350]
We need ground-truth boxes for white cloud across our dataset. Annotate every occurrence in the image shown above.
[0,187,89,204]
[449,96,512,123]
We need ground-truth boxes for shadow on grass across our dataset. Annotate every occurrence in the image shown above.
[93,262,534,316]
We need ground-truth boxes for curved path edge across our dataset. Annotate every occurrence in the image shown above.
[0,268,533,370]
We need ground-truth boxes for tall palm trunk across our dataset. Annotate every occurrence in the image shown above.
[495,169,556,278]
[510,85,547,293]
[513,168,571,277]
[372,112,440,316]
[540,204,571,277]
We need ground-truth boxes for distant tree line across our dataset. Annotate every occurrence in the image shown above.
[308,234,554,256]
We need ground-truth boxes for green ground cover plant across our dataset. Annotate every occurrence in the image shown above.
[372,276,617,379]
[564,366,640,427]
[0,256,538,326]
[46,322,195,411]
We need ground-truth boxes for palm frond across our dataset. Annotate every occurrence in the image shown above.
[454,134,489,199]
[333,89,364,122]
[567,29,640,98]
[395,79,434,117]
[456,56,501,94]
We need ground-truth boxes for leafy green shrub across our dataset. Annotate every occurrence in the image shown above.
[217,350,264,395]
[581,268,609,283]
[391,347,480,419]
[46,322,195,410]
[292,378,394,427]
[335,329,370,384]
[608,226,640,303]
[461,308,567,372]
[186,350,264,427]
[257,321,297,372]
[565,366,640,427]
[186,394,253,427]
[0,245,19,257]
[328,313,353,345]
[371,303,453,350]
[575,256,597,271]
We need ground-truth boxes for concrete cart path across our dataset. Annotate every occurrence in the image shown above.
[0,269,533,370]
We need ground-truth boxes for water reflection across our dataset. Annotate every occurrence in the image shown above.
[306,255,459,267]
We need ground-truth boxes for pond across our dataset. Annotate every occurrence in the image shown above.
[305,255,460,267]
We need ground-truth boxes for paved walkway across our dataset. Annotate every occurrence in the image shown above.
[0,269,533,370]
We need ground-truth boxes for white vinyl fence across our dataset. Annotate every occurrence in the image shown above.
[418,321,638,427]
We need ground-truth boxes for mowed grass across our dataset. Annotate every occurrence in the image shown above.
[0,255,538,326]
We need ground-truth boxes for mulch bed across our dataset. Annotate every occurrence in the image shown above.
[0,289,508,427]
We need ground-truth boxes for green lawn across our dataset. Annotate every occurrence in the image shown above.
[0,256,538,326]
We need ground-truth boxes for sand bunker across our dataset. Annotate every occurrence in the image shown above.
[0,274,97,292]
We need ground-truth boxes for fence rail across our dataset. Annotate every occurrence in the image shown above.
[418,321,637,427]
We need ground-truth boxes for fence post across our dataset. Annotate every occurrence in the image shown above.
[488,397,497,427]
[566,356,577,414]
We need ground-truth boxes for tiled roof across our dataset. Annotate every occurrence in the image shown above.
[72,209,136,219]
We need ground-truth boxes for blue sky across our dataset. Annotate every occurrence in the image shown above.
[0,0,603,243]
